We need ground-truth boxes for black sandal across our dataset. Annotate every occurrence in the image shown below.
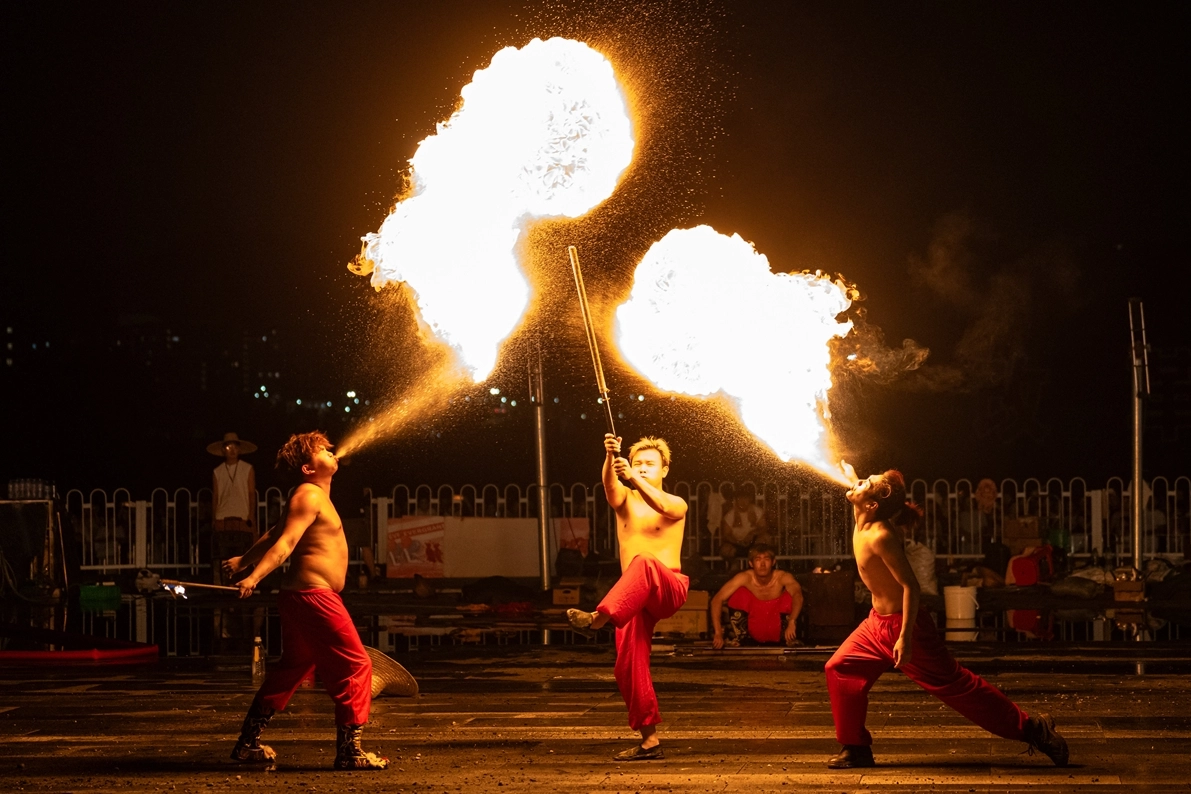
[614,744,664,761]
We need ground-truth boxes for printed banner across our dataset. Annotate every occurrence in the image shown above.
[386,515,445,578]
[552,517,591,557]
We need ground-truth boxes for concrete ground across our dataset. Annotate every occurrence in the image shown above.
[2,643,1189,793]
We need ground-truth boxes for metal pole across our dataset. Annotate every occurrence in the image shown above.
[1127,298,1150,573]
[529,336,551,594]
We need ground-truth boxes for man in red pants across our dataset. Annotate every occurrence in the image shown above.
[223,431,388,771]
[825,467,1068,769]
[568,433,688,761]
[710,543,803,647]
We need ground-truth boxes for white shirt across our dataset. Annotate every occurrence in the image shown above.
[213,461,253,521]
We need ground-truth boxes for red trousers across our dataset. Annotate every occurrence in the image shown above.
[726,588,793,643]
[252,589,372,726]
[596,555,689,731]
[826,608,1028,746]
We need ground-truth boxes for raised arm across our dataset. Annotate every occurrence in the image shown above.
[232,487,320,598]
[630,475,687,520]
[782,572,804,645]
[872,527,921,667]
[710,572,748,649]
[602,434,629,509]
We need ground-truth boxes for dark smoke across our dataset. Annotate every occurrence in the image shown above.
[836,211,1081,393]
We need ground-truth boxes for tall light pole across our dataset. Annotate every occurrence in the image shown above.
[528,334,551,594]
[1127,298,1150,572]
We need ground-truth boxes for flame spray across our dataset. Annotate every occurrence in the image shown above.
[614,225,855,484]
[342,37,636,456]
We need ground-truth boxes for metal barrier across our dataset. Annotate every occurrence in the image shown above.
[66,476,1188,577]
[54,475,1187,656]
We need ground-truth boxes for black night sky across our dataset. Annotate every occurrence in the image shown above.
[2,2,1186,495]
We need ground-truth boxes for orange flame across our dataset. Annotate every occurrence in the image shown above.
[354,37,635,381]
[615,226,854,484]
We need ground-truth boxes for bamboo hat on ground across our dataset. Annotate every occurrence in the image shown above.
[206,432,258,456]
[365,646,419,697]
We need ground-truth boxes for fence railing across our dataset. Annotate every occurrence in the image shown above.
[66,476,1189,577]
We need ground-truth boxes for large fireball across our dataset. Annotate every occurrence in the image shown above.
[355,37,635,381]
[615,225,854,482]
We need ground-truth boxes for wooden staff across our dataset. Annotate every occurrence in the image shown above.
[160,579,242,593]
[567,245,617,437]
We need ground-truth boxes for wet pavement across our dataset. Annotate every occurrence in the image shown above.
[2,643,1189,793]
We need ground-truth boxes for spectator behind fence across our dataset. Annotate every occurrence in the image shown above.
[711,543,803,648]
[719,485,771,561]
[208,431,259,649]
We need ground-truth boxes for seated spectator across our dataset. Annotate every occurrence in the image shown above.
[711,544,804,648]
[719,486,771,561]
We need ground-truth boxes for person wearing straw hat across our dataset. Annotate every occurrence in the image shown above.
[209,432,258,649]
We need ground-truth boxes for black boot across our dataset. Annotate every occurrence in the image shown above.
[231,702,276,763]
[828,744,875,769]
[1024,713,1069,767]
[334,723,389,770]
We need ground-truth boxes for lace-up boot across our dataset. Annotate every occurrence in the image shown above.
[230,702,276,763]
[333,723,389,770]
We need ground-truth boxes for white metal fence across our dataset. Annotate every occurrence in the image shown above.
[56,475,1188,655]
[68,475,1189,577]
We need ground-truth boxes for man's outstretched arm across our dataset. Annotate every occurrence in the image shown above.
[232,488,318,598]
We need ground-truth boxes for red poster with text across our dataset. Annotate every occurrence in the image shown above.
[386,516,445,578]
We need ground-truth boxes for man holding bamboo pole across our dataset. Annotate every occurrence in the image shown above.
[567,433,688,760]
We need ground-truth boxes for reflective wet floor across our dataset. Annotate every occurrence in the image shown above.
[2,644,1189,793]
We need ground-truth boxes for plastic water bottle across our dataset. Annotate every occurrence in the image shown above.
[251,636,266,685]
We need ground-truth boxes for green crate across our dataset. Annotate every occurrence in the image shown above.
[79,584,121,612]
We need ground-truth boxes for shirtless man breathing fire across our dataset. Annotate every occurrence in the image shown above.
[824,467,1068,770]
[224,431,388,771]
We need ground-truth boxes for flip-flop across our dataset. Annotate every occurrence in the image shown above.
[614,744,664,761]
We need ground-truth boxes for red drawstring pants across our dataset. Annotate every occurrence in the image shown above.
[252,589,372,726]
[596,554,689,731]
[726,588,793,643]
[826,608,1028,746]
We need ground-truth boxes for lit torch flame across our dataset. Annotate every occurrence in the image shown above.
[615,226,855,485]
[162,583,187,599]
[352,37,635,382]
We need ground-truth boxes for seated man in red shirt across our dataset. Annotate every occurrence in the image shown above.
[711,544,803,648]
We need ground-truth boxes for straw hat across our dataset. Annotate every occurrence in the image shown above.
[365,646,419,697]
[206,432,258,456]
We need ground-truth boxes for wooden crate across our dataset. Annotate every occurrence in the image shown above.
[654,608,708,637]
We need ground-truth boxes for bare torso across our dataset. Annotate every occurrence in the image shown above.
[282,483,349,592]
[616,490,685,571]
[853,522,907,615]
[736,569,796,601]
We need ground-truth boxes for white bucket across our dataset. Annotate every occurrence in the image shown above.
[943,585,979,620]
[945,617,978,642]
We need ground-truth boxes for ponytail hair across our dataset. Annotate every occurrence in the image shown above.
[870,470,906,521]
[893,499,924,531]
